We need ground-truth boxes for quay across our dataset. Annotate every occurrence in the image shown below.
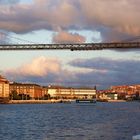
[7,99,72,104]
[107,99,126,102]
[5,99,128,104]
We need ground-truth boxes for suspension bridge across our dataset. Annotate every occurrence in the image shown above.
[0,31,140,51]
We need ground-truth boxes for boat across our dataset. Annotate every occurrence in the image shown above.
[76,99,96,103]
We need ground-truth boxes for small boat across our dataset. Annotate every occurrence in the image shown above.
[76,99,96,103]
[59,100,72,104]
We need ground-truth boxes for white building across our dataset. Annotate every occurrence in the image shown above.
[0,75,9,98]
[48,86,96,99]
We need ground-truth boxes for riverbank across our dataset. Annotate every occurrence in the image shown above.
[6,99,128,104]
[97,99,126,102]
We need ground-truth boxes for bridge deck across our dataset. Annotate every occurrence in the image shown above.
[0,42,140,51]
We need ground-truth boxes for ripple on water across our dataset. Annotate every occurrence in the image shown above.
[0,102,140,140]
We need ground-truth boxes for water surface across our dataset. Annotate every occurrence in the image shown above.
[0,102,140,140]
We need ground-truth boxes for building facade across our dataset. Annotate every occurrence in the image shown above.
[0,75,9,98]
[47,86,96,99]
[9,83,97,100]
[42,86,48,96]
[110,85,140,95]
[10,83,44,99]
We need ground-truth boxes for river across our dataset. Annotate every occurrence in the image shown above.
[0,102,140,140]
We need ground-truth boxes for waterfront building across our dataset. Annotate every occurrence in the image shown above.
[110,85,140,96]
[42,86,48,96]
[10,83,44,99]
[109,85,140,100]
[0,75,9,98]
[47,85,96,99]
[106,93,118,100]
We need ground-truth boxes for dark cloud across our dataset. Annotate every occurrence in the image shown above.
[100,27,133,42]
[69,58,140,72]
[68,57,140,89]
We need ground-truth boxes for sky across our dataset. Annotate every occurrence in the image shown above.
[0,0,140,89]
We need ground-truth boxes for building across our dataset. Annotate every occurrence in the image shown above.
[106,93,118,100]
[47,86,96,99]
[42,86,48,96]
[110,85,140,95]
[0,75,9,98]
[110,85,140,99]
[10,83,44,99]
[9,83,97,100]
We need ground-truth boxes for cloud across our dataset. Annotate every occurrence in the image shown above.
[4,55,140,89]
[52,31,86,43]
[0,30,10,43]
[0,0,79,33]
[0,0,19,5]
[4,56,77,86]
[0,32,7,43]
[68,57,140,72]
[6,56,61,77]
[0,0,139,41]
[79,0,140,35]
[68,57,140,88]
[100,28,132,42]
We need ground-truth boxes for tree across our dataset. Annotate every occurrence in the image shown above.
[10,90,20,100]
[43,94,51,100]
[10,90,31,100]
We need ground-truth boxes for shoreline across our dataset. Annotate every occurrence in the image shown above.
[6,99,127,104]
[7,99,73,104]
[1,99,138,104]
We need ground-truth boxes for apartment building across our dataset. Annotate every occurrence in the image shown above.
[0,75,9,98]
[110,85,140,95]
[10,83,44,99]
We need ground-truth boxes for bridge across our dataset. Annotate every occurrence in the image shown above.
[0,31,140,51]
[0,42,140,51]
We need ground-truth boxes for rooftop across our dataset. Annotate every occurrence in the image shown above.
[0,75,9,83]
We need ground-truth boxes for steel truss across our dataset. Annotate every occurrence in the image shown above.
[0,42,140,51]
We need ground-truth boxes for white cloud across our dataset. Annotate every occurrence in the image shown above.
[6,56,61,77]
[52,31,86,43]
